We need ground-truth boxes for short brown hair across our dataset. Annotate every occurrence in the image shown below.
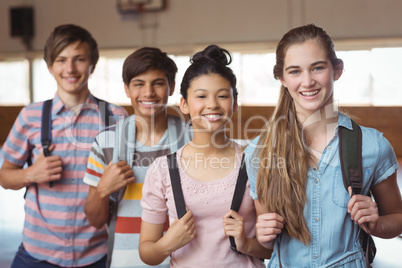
[44,24,99,67]
[122,47,177,86]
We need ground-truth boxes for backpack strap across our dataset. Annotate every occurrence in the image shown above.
[93,96,113,127]
[167,115,193,152]
[167,151,249,254]
[107,117,133,268]
[106,115,191,267]
[41,99,53,157]
[41,99,53,187]
[338,119,376,266]
[338,119,363,195]
[167,152,187,218]
[229,154,248,253]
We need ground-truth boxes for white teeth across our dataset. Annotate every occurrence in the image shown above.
[204,114,221,118]
[142,101,156,105]
[301,90,319,96]
[66,78,77,81]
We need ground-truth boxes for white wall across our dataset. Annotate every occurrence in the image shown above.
[1,0,402,53]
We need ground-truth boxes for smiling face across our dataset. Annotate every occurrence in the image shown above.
[180,73,238,133]
[280,39,342,118]
[125,69,174,120]
[48,41,94,99]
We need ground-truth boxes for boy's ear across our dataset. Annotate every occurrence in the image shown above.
[47,64,54,75]
[90,65,95,75]
[169,81,175,96]
[124,84,130,98]
[180,97,189,115]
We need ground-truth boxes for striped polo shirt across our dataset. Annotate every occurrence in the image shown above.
[0,94,128,267]
[84,119,173,268]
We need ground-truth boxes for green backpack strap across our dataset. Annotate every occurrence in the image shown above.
[338,119,363,195]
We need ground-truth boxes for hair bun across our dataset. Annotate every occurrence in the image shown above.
[191,44,232,66]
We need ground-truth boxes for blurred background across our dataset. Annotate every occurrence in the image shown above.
[0,0,401,267]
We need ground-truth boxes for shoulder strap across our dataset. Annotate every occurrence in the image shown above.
[41,99,53,188]
[93,97,113,126]
[338,119,376,266]
[338,119,363,195]
[167,152,249,253]
[167,114,192,152]
[229,154,248,253]
[107,116,135,267]
[41,99,53,157]
[25,99,53,196]
[167,152,187,219]
[107,115,189,267]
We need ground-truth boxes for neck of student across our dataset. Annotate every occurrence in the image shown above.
[135,112,168,146]
[298,103,338,163]
[189,130,233,157]
[57,88,90,110]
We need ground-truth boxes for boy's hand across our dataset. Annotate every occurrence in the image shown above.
[97,160,135,198]
[29,144,62,184]
[223,210,247,252]
[255,213,285,249]
[347,186,379,234]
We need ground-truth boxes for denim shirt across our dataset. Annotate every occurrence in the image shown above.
[244,114,398,268]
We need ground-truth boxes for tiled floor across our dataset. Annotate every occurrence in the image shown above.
[0,162,401,267]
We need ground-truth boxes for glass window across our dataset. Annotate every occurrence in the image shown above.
[88,57,127,104]
[0,59,30,105]
[371,47,402,106]
[33,58,56,102]
[236,52,281,105]
[334,50,372,105]
[2,45,402,106]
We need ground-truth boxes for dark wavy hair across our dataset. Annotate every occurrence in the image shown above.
[180,44,238,101]
[122,47,177,86]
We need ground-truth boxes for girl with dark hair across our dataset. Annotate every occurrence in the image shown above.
[139,45,268,267]
[244,24,402,267]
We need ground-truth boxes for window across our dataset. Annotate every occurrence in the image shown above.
[0,59,30,105]
[1,43,402,106]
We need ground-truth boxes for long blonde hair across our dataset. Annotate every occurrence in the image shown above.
[256,24,343,245]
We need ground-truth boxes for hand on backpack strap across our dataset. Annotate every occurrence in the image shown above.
[97,160,135,199]
[161,210,197,253]
[223,210,247,252]
[347,186,379,234]
[28,144,62,185]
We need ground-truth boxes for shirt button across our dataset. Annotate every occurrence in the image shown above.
[313,255,317,259]
[69,209,73,213]
[327,146,331,150]
[72,179,75,184]
[314,217,319,222]
[315,179,319,183]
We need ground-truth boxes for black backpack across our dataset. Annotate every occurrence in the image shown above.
[166,152,249,254]
[339,119,376,266]
[30,98,112,187]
